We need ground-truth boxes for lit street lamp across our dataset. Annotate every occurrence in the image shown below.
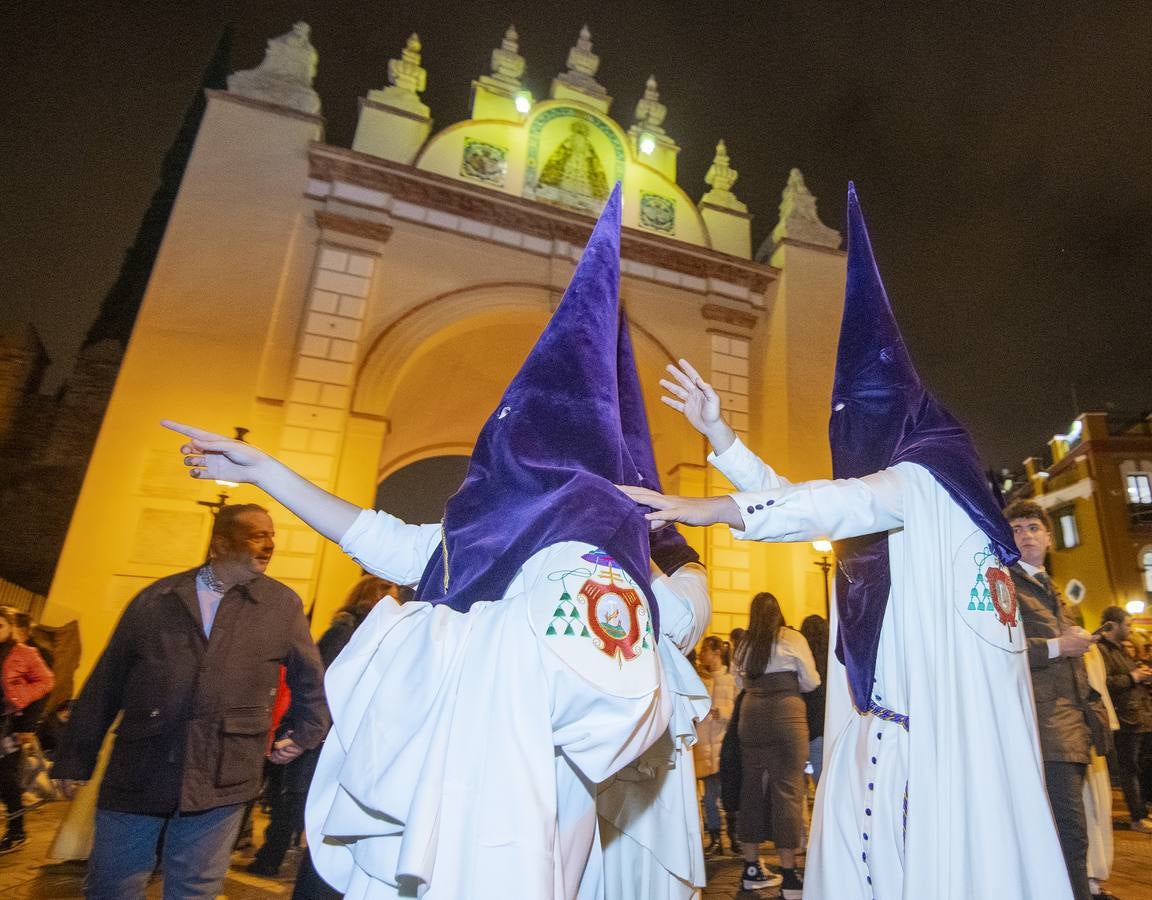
[812,539,833,619]
[195,426,248,558]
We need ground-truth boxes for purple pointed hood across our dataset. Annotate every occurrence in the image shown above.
[830,183,1018,711]
[616,312,700,576]
[413,185,660,634]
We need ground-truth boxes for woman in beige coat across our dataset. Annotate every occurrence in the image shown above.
[693,635,736,856]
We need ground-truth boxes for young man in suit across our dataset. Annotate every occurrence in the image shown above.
[1005,500,1111,900]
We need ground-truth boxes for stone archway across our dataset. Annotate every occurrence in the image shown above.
[315,284,704,629]
[354,282,699,504]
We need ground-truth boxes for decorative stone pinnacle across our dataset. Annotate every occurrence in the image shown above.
[488,23,526,87]
[569,25,598,76]
[388,33,427,95]
[760,167,842,260]
[705,140,738,193]
[558,25,605,91]
[227,21,321,115]
[634,74,667,132]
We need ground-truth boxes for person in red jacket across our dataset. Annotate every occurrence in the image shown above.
[0,606,54,852]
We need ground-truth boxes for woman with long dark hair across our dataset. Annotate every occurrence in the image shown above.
[799,615,829,787]
[735,593,819,896]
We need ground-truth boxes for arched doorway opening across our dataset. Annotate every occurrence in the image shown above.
[375,455,470,525]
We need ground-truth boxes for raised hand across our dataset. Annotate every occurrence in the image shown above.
[161,420,273,486]
[617,484,744,530]
[161,419,361,543]
[660,359,735,454]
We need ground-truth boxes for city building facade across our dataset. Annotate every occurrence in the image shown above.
[37,23,848,678]
[1017,411,1152,628]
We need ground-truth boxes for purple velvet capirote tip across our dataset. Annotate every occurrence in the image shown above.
[616,312,700,576]
[830,183,1019,712]
[413,184,663,637]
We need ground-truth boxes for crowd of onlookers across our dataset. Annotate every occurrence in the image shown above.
[0,606,56,854]
[0,558,407,898]
[689,598,827,893]
[2,512,1151,899]
[689,574,1152,898]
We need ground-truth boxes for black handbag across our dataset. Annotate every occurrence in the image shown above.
[719,689,744,813]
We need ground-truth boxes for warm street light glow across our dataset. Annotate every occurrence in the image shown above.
[1126,599,1146,615]
[639,133,656,155]
[811,540,833,618]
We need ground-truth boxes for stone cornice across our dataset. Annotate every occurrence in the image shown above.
[307,144,777,295]
[205,89,326,128]
[315,211,394,244]
[358,96,432,124]
[701,304,758,329]
[698,201,753,221]
[775,236,847,257]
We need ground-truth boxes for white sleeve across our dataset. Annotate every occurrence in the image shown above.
[708,435,793,492]
[649,563,710,653]
[730,464,907,543]
[337,508,443,585]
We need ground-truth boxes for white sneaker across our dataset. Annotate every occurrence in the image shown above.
[1131,817,1152,834]
[742,862,784,891]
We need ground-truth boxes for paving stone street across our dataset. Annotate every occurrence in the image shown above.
[0,793,1148,898]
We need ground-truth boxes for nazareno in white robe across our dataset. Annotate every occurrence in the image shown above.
[304,508,702,899]
[711,437,1073,900]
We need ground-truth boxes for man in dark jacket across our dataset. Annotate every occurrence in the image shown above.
[53,504,328,899]
[1006,501,1110,900]
[1097,604,1152,834]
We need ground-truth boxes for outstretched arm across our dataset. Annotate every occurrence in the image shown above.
[618,484,745,530]
[620,466,906,542]
[162,420,360,543]
[660,359,737,456]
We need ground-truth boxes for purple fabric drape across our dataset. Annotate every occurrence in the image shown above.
[413,185,662,636]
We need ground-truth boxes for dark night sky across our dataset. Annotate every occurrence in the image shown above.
[3,1,1150,469]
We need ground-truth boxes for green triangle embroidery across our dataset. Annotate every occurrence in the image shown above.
[553,605,567,617]
[545,624,557,636]
[563,623,575,636]
[580,625,590,637]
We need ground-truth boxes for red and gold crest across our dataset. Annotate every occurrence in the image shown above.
[985,566,1018,629]
[579,578,644,662]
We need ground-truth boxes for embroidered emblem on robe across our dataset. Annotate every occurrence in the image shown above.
[580,579,645,662]
[954,532,1025,652]
[984,566,1018,630]
[531,545,657,697]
